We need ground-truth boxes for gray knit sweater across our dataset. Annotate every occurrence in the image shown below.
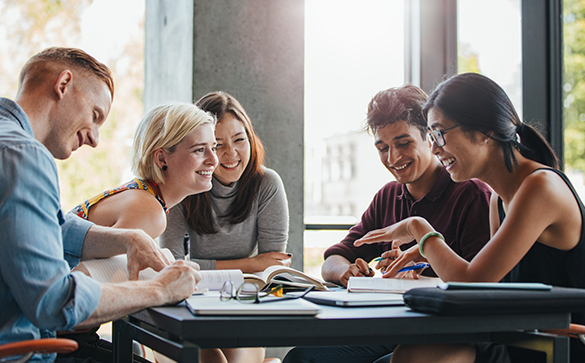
[159,167,289,269]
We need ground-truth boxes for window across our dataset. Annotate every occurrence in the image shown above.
[457,0,522,116]
[0,0,145,212]
[304,0,405,274]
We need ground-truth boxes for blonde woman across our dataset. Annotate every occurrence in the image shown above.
[72,102,218,238]
[66,103,217,363]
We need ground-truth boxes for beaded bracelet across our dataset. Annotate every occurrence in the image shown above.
[418,231,444,259]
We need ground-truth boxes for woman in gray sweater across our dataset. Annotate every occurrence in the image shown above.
[160,91,290,363]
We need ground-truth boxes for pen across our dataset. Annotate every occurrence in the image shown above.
[375,256,398,262]
[183,233,190,261]
[396,263,430,273]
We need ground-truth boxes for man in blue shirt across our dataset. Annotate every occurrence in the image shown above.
[0,47,201,362]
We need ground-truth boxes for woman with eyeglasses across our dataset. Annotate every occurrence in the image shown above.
[160,91,290,363]
[355,73,585,363]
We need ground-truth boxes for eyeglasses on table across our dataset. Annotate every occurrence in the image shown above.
[219,280,314,304]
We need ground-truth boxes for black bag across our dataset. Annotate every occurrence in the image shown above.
[403,286,585,315]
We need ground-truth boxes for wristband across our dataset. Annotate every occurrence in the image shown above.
[418,231,444,259]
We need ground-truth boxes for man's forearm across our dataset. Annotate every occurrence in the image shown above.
[75,280,166,329]
[76,260,200,329]
[80,225,132,260]
[81,225,169,280]
[321,255,351,285]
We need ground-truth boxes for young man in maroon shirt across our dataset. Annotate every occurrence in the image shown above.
[321,84,491,287]
[283,85,491,363]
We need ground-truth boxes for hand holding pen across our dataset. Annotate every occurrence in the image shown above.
[382,262,429,278]
[339,258,375,287]
[395,262,430,273]
[373,247,403,274]
[375,245,429,277]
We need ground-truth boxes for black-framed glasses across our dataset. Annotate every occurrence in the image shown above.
[427,125,460,147]
[219,280,314,304]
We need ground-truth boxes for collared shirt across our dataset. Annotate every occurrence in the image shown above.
[0,98,101,362]
[324,167,492,277]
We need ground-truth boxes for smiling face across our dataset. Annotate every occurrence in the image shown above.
[428,107,489,182]
[45,75,112,160]
[162,123,218,196]
[374,120,438,189]
[213,115,251,185]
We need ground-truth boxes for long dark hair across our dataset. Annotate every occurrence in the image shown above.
[182,91,265,234]
[423,73,559,171]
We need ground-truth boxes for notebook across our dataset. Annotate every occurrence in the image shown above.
[347,276,442,293]
[185,295,321,316]
[299,290,404,307]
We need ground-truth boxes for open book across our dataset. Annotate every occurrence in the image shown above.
[347,276,443,294]
[80,250,334,292]
[243,265,336,291]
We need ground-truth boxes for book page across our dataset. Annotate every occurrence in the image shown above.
[259,265,331,290]
[198,269,244,291]
[82,248,176,283]
[82,250,243,291]
[348,276,442,294]
[82,254,136,283]
[243,274,267,290]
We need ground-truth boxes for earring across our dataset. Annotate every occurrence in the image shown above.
[484,139,489,144]
[162,165,168,171]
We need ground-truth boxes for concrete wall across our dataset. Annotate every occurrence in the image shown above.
[144,0,305,270]
[144,0,194,106]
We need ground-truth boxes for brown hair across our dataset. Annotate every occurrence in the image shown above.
[365,84,428,139]
[19,47,114,98]
[183,91,265,234]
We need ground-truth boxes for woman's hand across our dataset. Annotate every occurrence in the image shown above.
[354,218,419,249]
[376,245,424,277]
[248,251,292,271]
[374,247,403,273]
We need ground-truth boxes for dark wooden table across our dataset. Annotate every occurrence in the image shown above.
[113,301,570,363]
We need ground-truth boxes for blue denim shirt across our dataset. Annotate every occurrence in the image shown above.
[0,98,101,362]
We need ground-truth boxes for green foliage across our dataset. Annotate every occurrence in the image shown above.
[458,43,481,74]
[564,0,585,173]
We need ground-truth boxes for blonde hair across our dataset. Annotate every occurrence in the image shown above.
[132,103,216,184]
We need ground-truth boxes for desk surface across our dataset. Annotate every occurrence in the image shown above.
[127,301,570,348]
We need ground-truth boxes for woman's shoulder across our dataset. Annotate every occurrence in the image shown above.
[516,167,575,207]
[255,167,287,203]
[523,167,567,189]
[259,167,285,187]
[94,185,164,214]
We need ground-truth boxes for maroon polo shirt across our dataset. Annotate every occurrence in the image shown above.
[324,167,492,277]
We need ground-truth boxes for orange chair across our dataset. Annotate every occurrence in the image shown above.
[542,323,585,345]
[0,338,78,363]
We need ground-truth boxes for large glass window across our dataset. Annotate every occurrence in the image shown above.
[457,0,522,116]
[304,0,404,275]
